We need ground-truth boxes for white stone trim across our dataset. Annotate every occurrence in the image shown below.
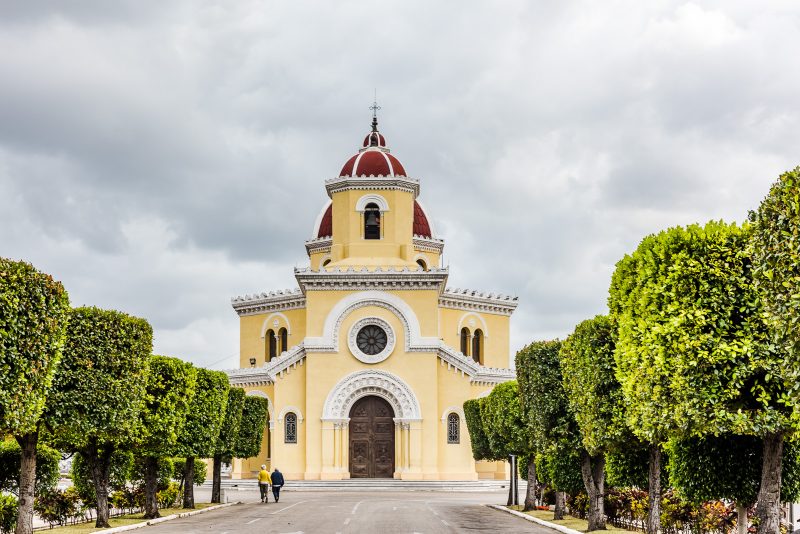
[278,406,304,423]
[322,370,421,420]
[477,388,493,398]
[231,289,305,317]
[311,200,332,238]
[260,313,291,337]
[355,193,390,212]
[347,317,396,364]
[325,176,420,198]
[294,266,448,292]
[440,287,518,316]
[305,237,332,256]
[303,290,440,353]
[456,312,489,338]
[440,406,466,423]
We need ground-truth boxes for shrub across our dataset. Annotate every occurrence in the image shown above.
[157,482,180,509]
[71,450,134,505]
[173,458,207,487]
[0,438,60,496]
[33,488,83,527]
[0,494,17,534]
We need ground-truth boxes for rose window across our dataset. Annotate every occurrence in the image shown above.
[356,325,388,355]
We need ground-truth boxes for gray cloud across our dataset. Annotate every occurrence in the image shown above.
[1,1,799,368]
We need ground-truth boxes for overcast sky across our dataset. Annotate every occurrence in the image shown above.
[2,1,799,370]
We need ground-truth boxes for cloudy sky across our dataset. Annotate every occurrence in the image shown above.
[2,1,799,369]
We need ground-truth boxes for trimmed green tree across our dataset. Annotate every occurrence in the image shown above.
[175,368,228,509]
[0,259,70,534]
[463,398,494,462]
[749,166,800,533]
[137,355,197,518]
[234,396,269,462]
[46,307,152,528]
[609,221,788,534]
[211,387,245,503]
[480,381,527,506]
[668,435,800,534]
[516,340,582,520]
[560,315,624,531]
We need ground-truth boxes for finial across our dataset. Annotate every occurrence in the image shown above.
[369,89,381,133]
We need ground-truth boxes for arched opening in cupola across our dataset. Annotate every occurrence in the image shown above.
[364,203,381,240]
[472,329,483,365]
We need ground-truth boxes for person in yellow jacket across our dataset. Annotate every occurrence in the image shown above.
[258,465,272,503]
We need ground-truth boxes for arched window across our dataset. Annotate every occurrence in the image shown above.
[447,413,460,444]
[285,413,297,444]
[416,258,427,271]
[460,327,470,356]
[472,329,483,365]
[322,259,331,267]
[364,203,381,240]
[279,328,288,354]
[266,329,276,362]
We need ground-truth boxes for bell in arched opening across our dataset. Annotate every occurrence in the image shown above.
[364,203,381,240]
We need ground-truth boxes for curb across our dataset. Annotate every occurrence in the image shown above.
[486,504,584,534]
[97,502,239,533]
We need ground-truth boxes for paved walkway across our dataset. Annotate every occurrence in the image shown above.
[141,489,549,534]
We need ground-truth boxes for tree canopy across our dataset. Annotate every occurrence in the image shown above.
[176,368,228,459]
[480,381,527,459]
[463,398,493,461]
[234,396,268,459]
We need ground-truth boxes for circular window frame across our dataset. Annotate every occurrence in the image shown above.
[348,317,396,364]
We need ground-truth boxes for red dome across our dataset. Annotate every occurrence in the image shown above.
[339,150,406,177]
[315,200,431,238]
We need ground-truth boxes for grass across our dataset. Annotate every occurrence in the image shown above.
[39,504,217,533]
[506,506,634,534]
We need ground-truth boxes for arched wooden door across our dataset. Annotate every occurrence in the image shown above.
[349,396,395,478]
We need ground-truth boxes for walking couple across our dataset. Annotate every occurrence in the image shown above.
[258,465,285,503]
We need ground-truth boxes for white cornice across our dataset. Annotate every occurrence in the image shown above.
[325,176,420,198]
[305,237,332,256]
[295,266,448,293]
[226,340,514,387]
[231,288,306,317]
[439,287,519,316]
[413,235,444,254]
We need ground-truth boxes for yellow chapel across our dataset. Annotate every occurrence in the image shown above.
[227,114,517,481]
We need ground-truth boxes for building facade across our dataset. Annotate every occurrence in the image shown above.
[227,116,517,480]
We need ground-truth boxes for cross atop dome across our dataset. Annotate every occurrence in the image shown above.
[363,96,387,149]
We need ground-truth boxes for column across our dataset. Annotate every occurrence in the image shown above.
[394,421,403,477]
[341,420,350,478]
[320,419,337,479]
[333,423,341,472]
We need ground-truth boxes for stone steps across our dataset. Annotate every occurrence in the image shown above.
[204,478,527,492]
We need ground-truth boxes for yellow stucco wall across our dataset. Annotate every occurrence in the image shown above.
[238,308,307,368]
[439,307,511,368]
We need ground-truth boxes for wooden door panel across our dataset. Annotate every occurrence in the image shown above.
[348,396,395,478]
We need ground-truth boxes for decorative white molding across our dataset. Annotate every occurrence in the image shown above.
[413,236,444,254]
[440,406,466,423]
[322,370,422,420]
[231,288,305,317]
[303,290,440,354]
[305,237,332,256]
[325,176,420,198]
[261,313,291,337]
[295,266,448,292]
[278,406,304,423]
[456,312,489,338]
[439,287,519,316]
[355,194,390,212]
[347,317,396,364]
[477,388,493,398]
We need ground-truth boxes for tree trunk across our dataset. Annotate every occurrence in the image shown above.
[646,444,661,534]
[581,450,607,531]
[14,432,38,534]
[143,456,160,519]
[736,503,749,534]
[211,454,222,504]
[182,457,195,509]
[554,491,567,520]
[755,432,784,534]
[86,445,113,528]
[523,457,538,511]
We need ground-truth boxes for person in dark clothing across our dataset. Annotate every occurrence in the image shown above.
[271,468,285,503]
